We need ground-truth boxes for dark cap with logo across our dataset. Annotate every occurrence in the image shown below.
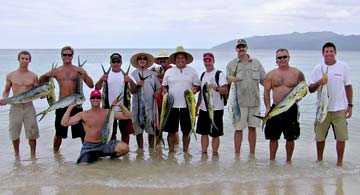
[110,53,122,61]
[236,39,247,47]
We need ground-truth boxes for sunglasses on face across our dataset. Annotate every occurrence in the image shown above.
[137,57,147,61]
[236,45,246,49]
[159,60,167,63]
[277,56,288,60]
[62,53,73,57]
[90,96,101,100]
[111,61,121,64]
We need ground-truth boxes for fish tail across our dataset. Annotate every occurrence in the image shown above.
[253,115,267,130]
[37,111,47,122]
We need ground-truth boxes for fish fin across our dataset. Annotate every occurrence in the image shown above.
[253,115,267,130]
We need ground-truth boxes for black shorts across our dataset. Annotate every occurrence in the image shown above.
[264,104,300,141]
[196,110,224,137]
[55,106,85,139]
[163,108,191,134]
[111,119,135,139]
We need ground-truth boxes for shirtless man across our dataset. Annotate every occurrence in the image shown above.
[61,90,130,165]
[263,48,305,161]
[0,51,40,159]
[39,46,94,152]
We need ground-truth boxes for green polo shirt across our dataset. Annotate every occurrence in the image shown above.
[226,55,266,107]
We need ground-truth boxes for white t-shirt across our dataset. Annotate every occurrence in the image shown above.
[163,66,201,108]
[199,70,228,111]
[108,70,124,111]
[310,61,351,111]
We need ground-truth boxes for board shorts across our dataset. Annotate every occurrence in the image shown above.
[264,104,300,141]
[111,119,135,140]
[233,106,261,130]
[77,140,119,164]
[196,109,224,137]
[163,108,191,134]
[55,106,85,139]
[314,110,348,141]
[9,102,39,141]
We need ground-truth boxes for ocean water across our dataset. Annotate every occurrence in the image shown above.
[0,48,359,194]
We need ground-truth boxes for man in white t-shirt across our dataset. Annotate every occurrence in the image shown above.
[196,53,229,155]
[162,46,201,153]
[95,53,135,145]
[309,42,353,167]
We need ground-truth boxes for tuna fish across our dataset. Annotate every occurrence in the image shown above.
[76,56,87,96]
[121,66,132,110]
[101,64,111,109]
[228,65,241,123]
[3,83,54,105]
[254,81,308,129]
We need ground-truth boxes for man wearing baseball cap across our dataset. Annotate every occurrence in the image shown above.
[226,39,266,155]
[196,53,229,155]
[61,90,131,165]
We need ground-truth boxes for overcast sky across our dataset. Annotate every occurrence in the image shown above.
[1,0,359,49]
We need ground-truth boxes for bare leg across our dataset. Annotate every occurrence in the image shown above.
[115,141,129,157]
[53,136,62,152]
[212,137,220,155]
[12,138,20,159]
[270,140,278,160]
[286,141,294,162]
[175,132,180,144]
[248,127,257,155]
[136,133,144,149]
[201,135,209,154]
[183,132,190,153]
[122,134,130,145]
[234,130,243,153]
[29,139,36,160]
[168,132,176,153]
[316,141,325,161]
[148,134,155,148]
[336,141,345,167]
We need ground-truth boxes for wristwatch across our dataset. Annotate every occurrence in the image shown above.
[348,103,353,107]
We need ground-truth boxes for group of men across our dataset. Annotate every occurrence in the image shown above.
[0,40,353,167]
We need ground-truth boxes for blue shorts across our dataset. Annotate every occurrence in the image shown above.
[77,140,118,164]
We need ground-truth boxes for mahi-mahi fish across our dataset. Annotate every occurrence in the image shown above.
[101,64,111,109]
[184,89,197,140]
[202,82,218,133]
[3,83,54,105]
[158,93,174,145]
[254,81,308,129]
[101,93,123,144]
[316,67,329,123]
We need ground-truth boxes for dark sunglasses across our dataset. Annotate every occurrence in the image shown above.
[62,53,73,57]
[111,60,121,64]
[277,56,288,60]
[137,57,147,61]
[90,96,101,100]
[236,44,247,49]
[159,59,167,63]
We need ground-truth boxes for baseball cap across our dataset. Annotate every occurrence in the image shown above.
[236,39,247,47]
[90,90,102,98]
[203,53,215,60]
[110,53,122,61]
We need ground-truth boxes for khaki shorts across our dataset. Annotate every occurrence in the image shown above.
[9,102,39,141]
[233,106,260,130]
[314,110,348,141]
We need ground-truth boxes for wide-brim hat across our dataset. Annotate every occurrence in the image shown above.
[154,50,170,65]
[130,52,154,69]
[169,46,193,65]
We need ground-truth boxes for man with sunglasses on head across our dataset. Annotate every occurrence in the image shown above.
[95,53,135,145]
[263,48,305,162]
[39,46,94,152]
[226,39,266,156]
[61,90,131,165]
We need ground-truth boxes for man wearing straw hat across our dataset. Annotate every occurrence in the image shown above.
[129,52,161,149]
[162,46,201,153]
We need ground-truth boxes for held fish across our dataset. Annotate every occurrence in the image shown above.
[101,64,111,109]
[184,89,197,140]
[159,93,174,145]
[228,65,241,123]
[101,93,122,144]
[76,56,87,96]
[121,66,132,110]
[254,81,308,129]
[4,83,54,105]
[316,67,329,123]
[202,82,218,133]
[37,93,86,121]
[46,63,57,106]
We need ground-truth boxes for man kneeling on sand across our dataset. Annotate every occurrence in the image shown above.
[61,90,131,165]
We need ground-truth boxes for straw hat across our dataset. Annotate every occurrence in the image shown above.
[130,52,154,68]
[154,50,170,65]
[169,46,193,65]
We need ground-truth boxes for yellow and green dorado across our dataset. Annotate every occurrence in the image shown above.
[202,82,218,133]
[254,81,308,129]
[184,89,197,140]
[316,67,328,123]
[158,93,174,145]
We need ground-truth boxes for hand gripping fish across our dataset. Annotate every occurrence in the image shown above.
[101,93,123,144]
[316,67,329,123]
[254,81,308,129]
[202,82,218,133]
[184,89,197,140]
